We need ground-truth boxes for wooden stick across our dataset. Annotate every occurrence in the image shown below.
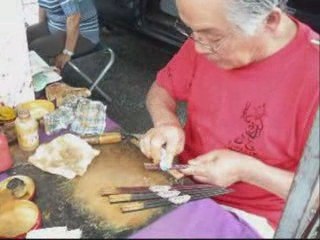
[167,169,185,180]
[121,189,232,213]
[110,188,228,204]
[100,183,216,196]
[144,163,189,171]
[108,186,228,203]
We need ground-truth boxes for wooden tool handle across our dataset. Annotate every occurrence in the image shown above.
[99,132,123,144]
[109,194,132,203]
[83,132,123,145]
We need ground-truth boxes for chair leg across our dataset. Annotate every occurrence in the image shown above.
[67,48,115,103]
[90,48,115,92]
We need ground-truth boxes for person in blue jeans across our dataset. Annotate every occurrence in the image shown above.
[27,0,100,70]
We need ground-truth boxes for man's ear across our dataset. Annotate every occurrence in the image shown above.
[264,9,282,33]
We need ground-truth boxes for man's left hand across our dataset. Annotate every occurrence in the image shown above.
[55,53,71,70]
[180,149,255,188]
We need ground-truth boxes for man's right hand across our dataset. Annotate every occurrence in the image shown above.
[139,124,185,165]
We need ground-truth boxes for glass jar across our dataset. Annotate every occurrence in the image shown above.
[15,109,39,152]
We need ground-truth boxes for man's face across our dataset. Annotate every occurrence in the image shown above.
[176,0,264,69]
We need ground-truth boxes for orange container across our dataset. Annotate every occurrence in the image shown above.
[0,200,42,239]
[0,175,36,201]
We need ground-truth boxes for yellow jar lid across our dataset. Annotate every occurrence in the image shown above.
[18,100,55,120]
[0,106,16,121]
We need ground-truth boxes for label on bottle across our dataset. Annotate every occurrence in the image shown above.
[16,126,39,151]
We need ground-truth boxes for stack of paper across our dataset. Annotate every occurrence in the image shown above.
[26,227,82,239]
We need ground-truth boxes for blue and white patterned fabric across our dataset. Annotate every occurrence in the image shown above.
[38,0,100,44]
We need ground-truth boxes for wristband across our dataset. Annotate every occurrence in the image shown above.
[62,49,74,57]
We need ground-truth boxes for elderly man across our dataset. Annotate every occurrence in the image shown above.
[136,0,319,238]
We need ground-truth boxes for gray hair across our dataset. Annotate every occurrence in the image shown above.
[226,0,288,36]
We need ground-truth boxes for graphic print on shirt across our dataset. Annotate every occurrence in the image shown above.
[228,102,266,157]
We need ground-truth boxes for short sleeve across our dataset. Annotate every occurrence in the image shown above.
[156,39,197,101]
[59,0,80,16]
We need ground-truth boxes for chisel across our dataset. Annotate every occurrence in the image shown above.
[82,132,125,145]
[82,132,141,145]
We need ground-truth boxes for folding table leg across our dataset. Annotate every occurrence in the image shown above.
[67,48,115,103]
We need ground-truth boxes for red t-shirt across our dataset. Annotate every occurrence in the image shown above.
[156,20,319,228]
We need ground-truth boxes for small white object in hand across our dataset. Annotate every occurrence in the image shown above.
[157,190,181,199]
[149,185,171,193]
[26,227,82,239]
[160,147,173,171]
[168,195,192,205]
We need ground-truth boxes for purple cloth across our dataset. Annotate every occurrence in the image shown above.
[39,116,121,143]
[129,199,261,239]
[0,172,9,182]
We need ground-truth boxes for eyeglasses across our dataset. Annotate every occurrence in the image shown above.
[174,19,227,54]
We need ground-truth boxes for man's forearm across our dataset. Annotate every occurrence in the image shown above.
[242,157,295,199]
[39,7,46,23]
[65,14,80,53]
[146,82,181,128]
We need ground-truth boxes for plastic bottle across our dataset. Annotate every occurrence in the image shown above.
[0,128,13,172]
[15,109,39,152]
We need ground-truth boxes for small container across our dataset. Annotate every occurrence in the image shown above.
[0,200,42,239]
[15,109,39,152]
[0,129,13,172]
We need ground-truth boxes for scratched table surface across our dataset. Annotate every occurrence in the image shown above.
[6,119,184,238]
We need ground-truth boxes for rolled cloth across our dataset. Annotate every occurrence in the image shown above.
[39,117,121,144]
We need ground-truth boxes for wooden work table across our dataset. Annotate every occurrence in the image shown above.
[6,121,182,238]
